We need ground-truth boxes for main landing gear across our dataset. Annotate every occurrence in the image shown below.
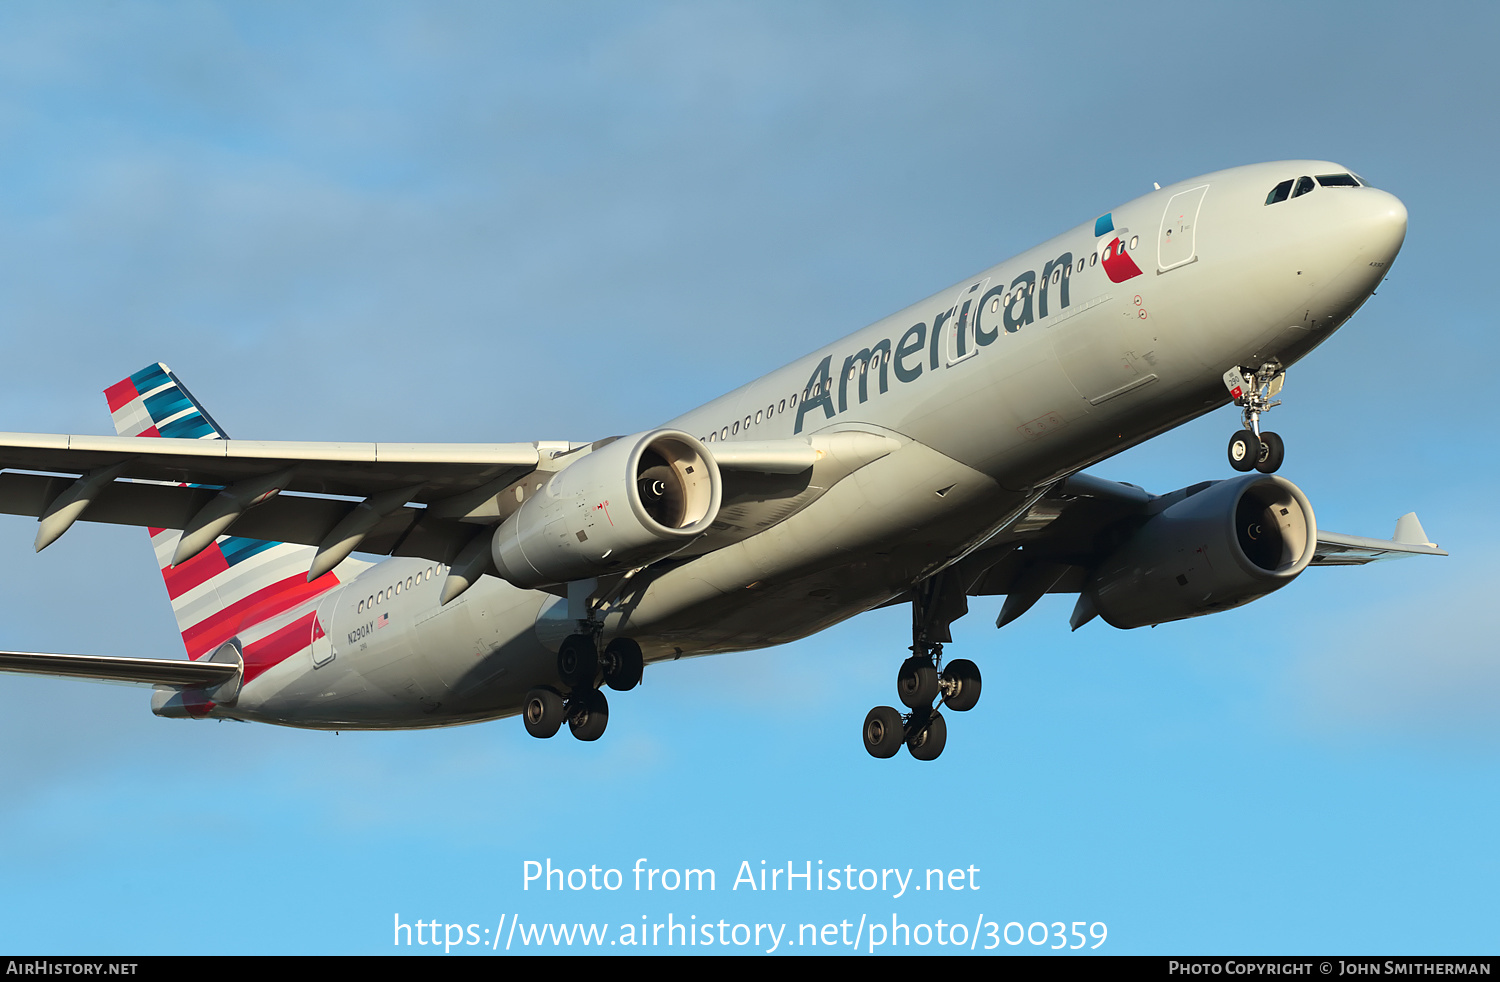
[1223,363,1287,474]
[523,632,644,743]
[863,574,983,762]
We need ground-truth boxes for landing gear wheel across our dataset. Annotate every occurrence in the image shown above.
[602,637,644,692]
[1254,431,1285,474]
[862,706,905,759]
[1228,430,1261,472]
[522,686,565,739]
[941,659,982,712]
[567,688,609,742]
[906,711,947,761]
[897,656,939,709]
[557,634,598,691]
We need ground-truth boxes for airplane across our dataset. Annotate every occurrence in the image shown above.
[0,160,1445,761]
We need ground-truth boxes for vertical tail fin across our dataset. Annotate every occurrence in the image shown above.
[104,364,368,675]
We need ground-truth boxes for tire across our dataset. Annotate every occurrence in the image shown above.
[603,637,644,692]
[557,634,598,691]
[567,688,609,742]
[1227,430,1260,472]
[862,706,905,759]
[897,656,939,709]
[522,686,565,739]
[942,659,982,712]
[906,710,947,761]
[1254,431,1285,474]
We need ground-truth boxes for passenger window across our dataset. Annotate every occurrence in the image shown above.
[789,394,797,408]
[731,421,739,435]
[1129,235,1138,250]
[720,427,729,440]
[755,410,763,424]
[1265,180,1293,205]
[1291,176,1315,198]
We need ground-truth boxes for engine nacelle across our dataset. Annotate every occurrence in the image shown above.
[491,429,721,589]
[1084,474,1317,629]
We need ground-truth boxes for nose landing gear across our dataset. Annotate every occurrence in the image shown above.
[1224,364,1286,474]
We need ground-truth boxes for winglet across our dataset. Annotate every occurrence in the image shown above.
[1393,512,1435,548]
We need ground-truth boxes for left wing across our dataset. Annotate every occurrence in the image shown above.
[1310,513,1447,565]
[958,472,1446,630]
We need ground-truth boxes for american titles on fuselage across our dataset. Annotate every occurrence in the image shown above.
[694,222,1147,442]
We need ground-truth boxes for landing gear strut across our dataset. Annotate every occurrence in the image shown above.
[863,572,982,762]
[521,630,626,743]
[1224,363,1286,474]
[521,571,651,743]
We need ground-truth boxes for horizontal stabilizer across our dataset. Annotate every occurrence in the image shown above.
[0,650,238,687]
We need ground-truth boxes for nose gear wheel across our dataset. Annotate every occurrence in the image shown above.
[1223,363,1287,474]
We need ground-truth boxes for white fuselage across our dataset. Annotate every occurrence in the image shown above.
[211,160,1408,729]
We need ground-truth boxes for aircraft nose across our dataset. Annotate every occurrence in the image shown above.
[1364,188,1408,263]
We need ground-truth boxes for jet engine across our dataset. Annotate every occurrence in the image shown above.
[1083,474,1317,629]
[491,429,721,589]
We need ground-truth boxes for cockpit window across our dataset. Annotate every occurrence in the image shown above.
[1316,173,1361,188]
[1290,176,1316,199]
[1265,180,1293,205]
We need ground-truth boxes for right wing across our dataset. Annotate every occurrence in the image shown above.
[0,429,895,574]
[0,432,550,566]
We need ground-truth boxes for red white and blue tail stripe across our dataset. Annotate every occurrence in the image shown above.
[105,364,367,703]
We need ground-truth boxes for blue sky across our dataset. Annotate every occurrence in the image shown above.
[0,1,1495,956]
